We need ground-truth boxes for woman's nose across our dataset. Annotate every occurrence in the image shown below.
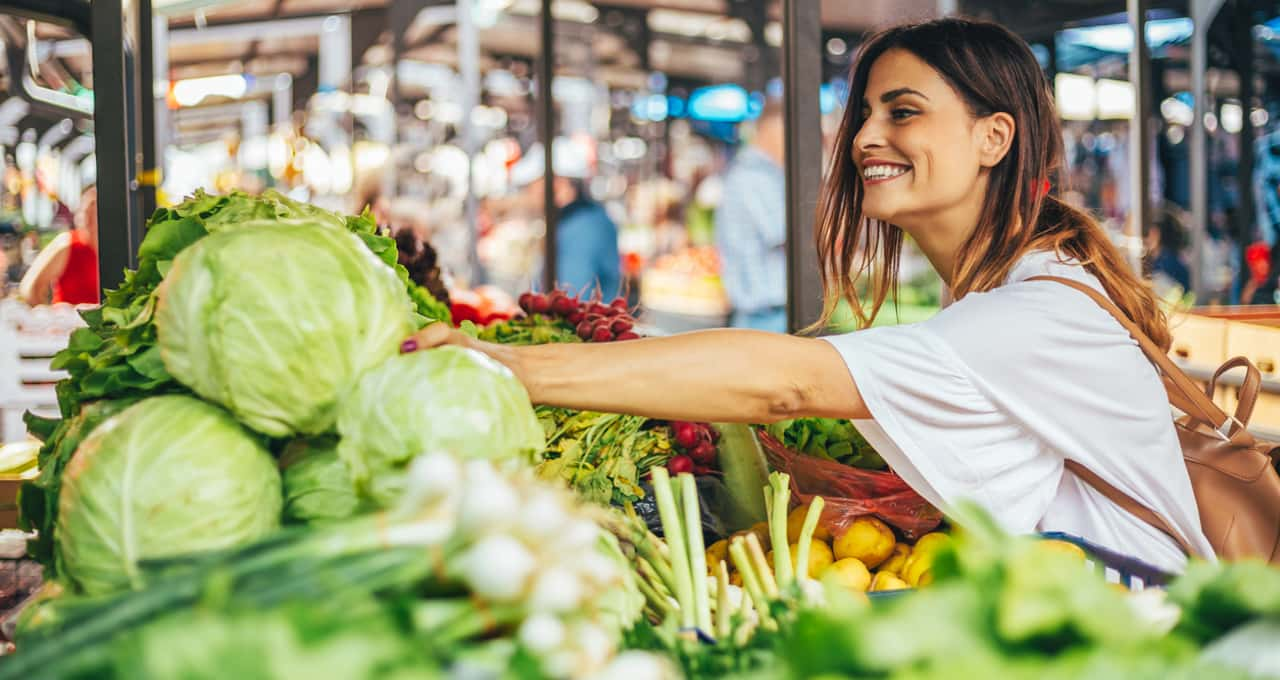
[852,121,885,161]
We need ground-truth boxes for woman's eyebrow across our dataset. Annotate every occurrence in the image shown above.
[879,87,928,102]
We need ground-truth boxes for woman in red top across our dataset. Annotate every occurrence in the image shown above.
[19,187,99,305]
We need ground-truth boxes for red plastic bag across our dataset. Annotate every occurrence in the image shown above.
[758,430,943,540]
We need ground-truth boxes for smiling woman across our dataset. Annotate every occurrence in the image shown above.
[405,18,1216,573]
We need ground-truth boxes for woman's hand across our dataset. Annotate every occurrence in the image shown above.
[400,322,472,354]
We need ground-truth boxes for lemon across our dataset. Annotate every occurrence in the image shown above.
[770,539,834,578]
[869,571,910,591]
[822,558,872,592]
[786,502,831,543]
[833,516,896,568]
[878,543,911,574]
[901,550,935,587]
[1037,539,1088,562]
[705,539,730,572]
[911,531,952,555]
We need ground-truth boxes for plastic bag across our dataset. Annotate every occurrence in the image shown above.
[758,430,943,540]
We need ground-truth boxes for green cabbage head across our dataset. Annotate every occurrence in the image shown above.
[337,347,544,507]
[56,395,281,595]
[155,221,415,437]
[280,437,366,524]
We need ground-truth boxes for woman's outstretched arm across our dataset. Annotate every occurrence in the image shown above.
[403,324,869,424]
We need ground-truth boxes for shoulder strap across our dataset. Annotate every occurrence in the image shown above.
[1026,275,1232,435]
[1027,275,1207,559]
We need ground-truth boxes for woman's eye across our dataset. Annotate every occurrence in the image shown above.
[890,108,918,120]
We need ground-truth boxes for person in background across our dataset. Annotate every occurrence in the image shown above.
[19,186,98,305]
[1143,205,1191,296]
[715,98,787,333]
[511,138,621,300]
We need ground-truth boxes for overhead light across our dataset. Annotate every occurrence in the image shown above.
[765,21,782,47]
[1095,78,1134,120]
[1252,107,1270,127]
[1220,101,1243,134]
[1160,96,1193,126]
[827,37,848,56]
[1054,73,1096,120]
[172,74,249,107]
[552,0,597,23]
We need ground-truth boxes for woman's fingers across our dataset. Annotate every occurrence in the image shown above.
[400,322,460,354]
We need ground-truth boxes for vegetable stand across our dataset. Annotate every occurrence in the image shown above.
[2,189,1277,680]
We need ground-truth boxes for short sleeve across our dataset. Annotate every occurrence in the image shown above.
[822,322,1063,532]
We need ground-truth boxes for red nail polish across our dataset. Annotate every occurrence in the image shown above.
[400,339,418,353]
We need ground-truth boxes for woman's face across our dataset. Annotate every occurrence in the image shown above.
[851,48,993,232]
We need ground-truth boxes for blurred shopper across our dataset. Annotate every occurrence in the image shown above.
[1144,205,1191,295]
[19,186,98,305]
[511,138,620,300]
[715,99,787,332]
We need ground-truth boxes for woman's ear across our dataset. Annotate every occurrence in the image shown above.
[978,112,1016,168]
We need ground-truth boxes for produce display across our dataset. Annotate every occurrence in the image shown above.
[6,188,1280,680]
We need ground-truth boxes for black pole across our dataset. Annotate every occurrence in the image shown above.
[93,0,140,291]
[782,0,823,332]
[538,0,556,293]
[138,0,156,219]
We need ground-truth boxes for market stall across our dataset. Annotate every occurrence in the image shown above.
[0,190,1276,680]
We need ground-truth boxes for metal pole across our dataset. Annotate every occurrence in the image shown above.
[782,0,823,332]
[93,0,140,290]
[1190,0,1228,299]
[1127,0,1152,275]
[538,0,556,293]
[153,14,169,197]
[458,0,481,286]
[138,0,156,218]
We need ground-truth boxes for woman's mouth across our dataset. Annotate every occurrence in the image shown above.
[862,163,912,185]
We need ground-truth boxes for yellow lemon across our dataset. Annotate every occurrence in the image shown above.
[786,502,832,543]
[833,516,896,568]
[878,543,911,574]
[1037,539,1088,562]
[771,539,835,577]
[822,558,872,592]
[705,539,730,571]
[911,532,952,555]
[869,571,910,592]
[901,550,936,587]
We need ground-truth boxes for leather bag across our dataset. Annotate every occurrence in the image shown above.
[1030,275,1280,563]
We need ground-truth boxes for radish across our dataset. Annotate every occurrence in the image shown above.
[576,321,594,340]
[615,331,641,341]
[588,303,613,317]
[518,292,534,313]
[550,295,577,316]
[693,464,715,476]
[673,423,699,450]
[667,455,694,474]
[567,311,586,325]
[610,318,633,334]
[690,441,717,465]
[610,297,629,311]
[591,327,614,342]
[529,293,551,314]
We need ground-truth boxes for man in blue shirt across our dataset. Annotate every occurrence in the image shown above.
[715,101,787,333]
[512,138,621,300]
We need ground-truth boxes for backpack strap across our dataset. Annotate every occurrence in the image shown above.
[1027,275,1207,558]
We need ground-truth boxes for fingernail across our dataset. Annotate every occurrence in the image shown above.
[400,339,418,354]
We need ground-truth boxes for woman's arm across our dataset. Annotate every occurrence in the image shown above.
[404,324,870,423]
[18,233,70,305]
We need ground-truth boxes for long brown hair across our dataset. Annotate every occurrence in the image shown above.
[814,18,1170,349]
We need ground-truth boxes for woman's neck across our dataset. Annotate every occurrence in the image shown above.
[898,179,988,287]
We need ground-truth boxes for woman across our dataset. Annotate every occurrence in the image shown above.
[403,18,1212,572]
[18,187,99,305]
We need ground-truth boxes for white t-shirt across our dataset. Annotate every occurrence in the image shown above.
[822,250,1214,573]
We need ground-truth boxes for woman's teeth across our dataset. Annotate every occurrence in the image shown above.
[863,165,910,180]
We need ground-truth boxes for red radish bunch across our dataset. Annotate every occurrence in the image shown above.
[517,289,642,343]
[667,420,720,475]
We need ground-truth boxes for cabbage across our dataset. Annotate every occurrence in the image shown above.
[155,221,415,437]
[280,437,365,524]
[56,395,281,595]
[337,347,544,507]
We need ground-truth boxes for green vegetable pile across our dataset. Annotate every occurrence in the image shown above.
[764,418,886,470]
